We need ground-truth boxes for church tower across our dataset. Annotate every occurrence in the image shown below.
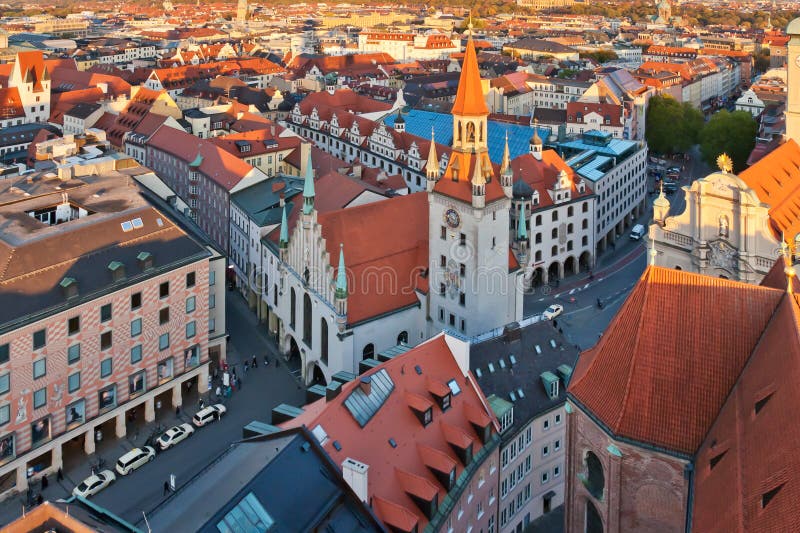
[427,22,521,338]
[786,18,800,141]
[237,0,248,24]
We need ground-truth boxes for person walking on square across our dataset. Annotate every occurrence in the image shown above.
[252,355,257,368]
[41,475,48,490]
[163,481,170,495]
[57,467,63,482]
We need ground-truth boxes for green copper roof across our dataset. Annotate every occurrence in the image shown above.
[59,276,76,288]
[189,152,203,167]
[486,394,513,418]
[279,205,288,247]
[516,209,528,240]
[302,150,315,215]
[335,243,347,298]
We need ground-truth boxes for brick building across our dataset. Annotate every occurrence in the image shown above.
[0,167,223,498]
[564,264,800,532]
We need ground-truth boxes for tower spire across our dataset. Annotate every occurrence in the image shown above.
[500,131,514,197]
[302,150,315,215]
[450,18,488,117]
[500,131,511,174]
[516,206,528,240]
[426,129,439,177]
[279,204,288,247]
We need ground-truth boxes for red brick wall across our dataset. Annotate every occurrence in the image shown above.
[565,405,689,533]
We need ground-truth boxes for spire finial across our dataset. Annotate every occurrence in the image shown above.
[335,243,347,299]
[279,204,289,247]
[500,130,511,175]
[302,150,315,215]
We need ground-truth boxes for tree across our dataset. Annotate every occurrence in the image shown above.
[646,95,700,155]
[698,110,758,173]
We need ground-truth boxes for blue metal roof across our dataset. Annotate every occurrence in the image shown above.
[384,109,551,163]
[574,155,613,183]
[557,130,639,158]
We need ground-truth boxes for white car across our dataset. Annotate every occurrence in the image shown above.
[156,423,195,450]
[543,304,564,320]
[115,446,156,476]
[192,404,226,427]
[72,469,116,498]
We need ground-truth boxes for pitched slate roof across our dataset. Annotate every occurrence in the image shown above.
[568,266,784,456]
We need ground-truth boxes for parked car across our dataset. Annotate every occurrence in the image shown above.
[663,180,679,193]
[667,166,681,174]
[72,469,116,498]
[630,224,646,240]
[543,304,564,320]
[156,423,195,450]
[192,404,227,427]
[115,446,156,476]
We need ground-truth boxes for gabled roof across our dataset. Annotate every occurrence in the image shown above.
[738,139,800,248]
[318,193,428,325]
[569,266,784,455]
[692,287,800,533]
[282,334,498,532]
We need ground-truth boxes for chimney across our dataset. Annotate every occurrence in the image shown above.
[359,375,372,396]
[341,458,369,502]
[279,192,285,207]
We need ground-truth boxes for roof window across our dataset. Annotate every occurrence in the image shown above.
[499,358,506,369]
[541,371,560,400]
[488,363,495,373]
[755,392,773,415]
[535,345,542,354]
[446,379,461,396]
[761,483,784,509]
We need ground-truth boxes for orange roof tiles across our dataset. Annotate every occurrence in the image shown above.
[569,266,784,455]
[436,151,506,204]
[319,192,428,325]
[739,139,800,249]
[451,35,488,117]
[281,334,498,532]
[0,87,24,119]
[15,51,49,92]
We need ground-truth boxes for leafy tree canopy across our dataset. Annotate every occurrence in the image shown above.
[698,110,758,173]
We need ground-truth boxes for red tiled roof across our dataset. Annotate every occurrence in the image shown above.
[569,266,784,455]
[146,127,255,191]
[509,150,592,207]
[15,51,49,92]
[739,139,800,250]
[0,87,24,119]
[281,334,498,532]
[210,127,300,158]
[566,101,623,126]
[319,192,428,325]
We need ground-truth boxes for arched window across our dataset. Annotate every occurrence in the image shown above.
[466,122,476,143]
[362,343,374,360]
[303,294,312,344]
[585,451,605,500]
[320,318,328,365]
[551,228,558,239]
[290,288,296,329]
[586,500,603,533]
[397,331,408,344]
[457,122,462,141]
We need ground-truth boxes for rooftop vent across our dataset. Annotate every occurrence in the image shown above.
[359,375,372,396]
[389,438,397,448]
[414,364,423,375]
[535,345,542,355]
[333,440,342,451]
[326,380,342,402]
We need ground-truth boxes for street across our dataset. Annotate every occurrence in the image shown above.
[0,291,305,527]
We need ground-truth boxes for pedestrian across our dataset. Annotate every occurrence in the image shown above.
[252,355,257,368]
[238,376,243,390]
[176,405,181,417]
[36,494,43,505]
[215,385,221,399]
[41,474,48,490]
[264,355,269,367]
[231,366,237,377]
[244,361,249,373]
[57,467,63,482]
[199,399,205,410]
[163,480,170,495]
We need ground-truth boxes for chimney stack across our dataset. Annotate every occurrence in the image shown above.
[359,376,372,396]
[341,458,369,502]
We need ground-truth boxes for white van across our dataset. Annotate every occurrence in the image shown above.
[630,224,645,240]
[115,446,155,476]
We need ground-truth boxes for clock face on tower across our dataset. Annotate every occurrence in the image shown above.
[444,208,461,228]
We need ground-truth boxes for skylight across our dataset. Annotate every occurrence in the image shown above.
[535,345,542,355]
[499,359,506,369]
[475,368,482,378]
[509,354,517,365]
[517,388,525,398]
[121,221,133,232]
[311,424,328,445]
[216,492,274,533]
[343,369,395,428]
[131,217,143,229]
[509,391,517,402]
[488,363,495,373]
[550,339,557,348]
[447,378,461,396]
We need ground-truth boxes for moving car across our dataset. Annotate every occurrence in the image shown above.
[156,423,195,450]
[663,180,679,194]
[115,446,156,476]
[630,224,646,240]
[543,304,564,320]
[72,469,116,498]
[192,404,227,427]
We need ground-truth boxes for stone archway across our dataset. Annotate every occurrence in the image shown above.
[579,251,592,271]
[531,267,545,287]
[564,256,577,276]
[548,261,561,282]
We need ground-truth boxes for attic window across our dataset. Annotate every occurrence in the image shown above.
[755,392,773,415]
[60,276,78,298]
[108,261,125,282]
[121,221,133,232]
[475,368,482,378]
[389,438,397,448]
[132,217,143,229]
[541,371,560,400]
[509,354,517,366]
[517,388,525,398]
[761,484,784,509]
[709,450,727,470]
[137,251,154,270]
[509,391,517,402]
[535,345,542,354]
[498,358,506,369]
[488,363,495,373]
